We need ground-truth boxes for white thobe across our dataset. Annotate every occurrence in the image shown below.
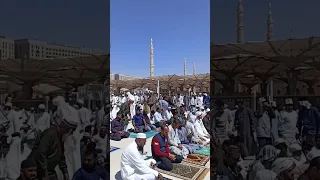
[93,134,108,156]
[153,112,163,124]
[121,141,158,180]
[194,120,210,144]
[64,127,82,180]
[190,97,195,106]
[279,110,298,144]
[36,112,51,132]
[4,137,22,180]
[5,110,20,137]
[78,107,92,128]
[168,126,189,158]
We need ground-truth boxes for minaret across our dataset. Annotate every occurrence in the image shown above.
[193,62,196,75]
[150,38,154,77]
[184,58,187,75]
[236,0,244,43]
[267,3,273,41]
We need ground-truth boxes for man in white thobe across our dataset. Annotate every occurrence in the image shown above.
[194,111,210,145]
[120,133,162,180]
[168,118,189,158]
[35,104,51,132]
[77,99,92,129]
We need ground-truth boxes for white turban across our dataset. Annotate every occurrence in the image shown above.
[52,96,65,106]
[53,96,79,128]
[256,169,277,180]
[271,158,294,174]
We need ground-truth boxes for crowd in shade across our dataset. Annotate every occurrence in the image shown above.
[110,92,210,180]
[0,95,109,180]
[212,97,320,180]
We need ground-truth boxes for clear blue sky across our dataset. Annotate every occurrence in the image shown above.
[110,0,210,77]
[211,0,320,44]
[0,0,110,53]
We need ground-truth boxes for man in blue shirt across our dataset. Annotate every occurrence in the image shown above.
[132,108,148,133]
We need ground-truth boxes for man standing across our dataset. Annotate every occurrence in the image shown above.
[234,101,258,157]
[120,133,162,180]
[151,126,183,171]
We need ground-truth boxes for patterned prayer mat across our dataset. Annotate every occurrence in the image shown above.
[110,146,120,152]
[156,162,209,180]
[129,131,158,139]
[194,147,210,156]
[183,154,210,166]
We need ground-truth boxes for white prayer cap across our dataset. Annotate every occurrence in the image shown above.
[200,107,204,110]
[285,98,293,105]
[205,108,210,112]
[4,102,12,107]
[271,101,277,108]
[52,96,65,106]
[122,94,125,96]
[77,99,84,105]
[195,111,202,117]
[111,93,114,96]
[38,104,45,110]
[274,138,286,146]
[136,133,146,139]
[288,143,302,153]
[204,93,207,96]
[271,157,294,174]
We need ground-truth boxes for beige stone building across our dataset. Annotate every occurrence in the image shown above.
[14,39,105,59]
[0,36,15,59]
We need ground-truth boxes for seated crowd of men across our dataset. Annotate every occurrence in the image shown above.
[211,97,320,180]
[111,92,211,180]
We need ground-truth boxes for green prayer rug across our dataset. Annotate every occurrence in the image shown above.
[194,147,210,156]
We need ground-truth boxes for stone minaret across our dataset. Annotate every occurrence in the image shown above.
[237,0,244,43]
[184,58,187,75]
[150,38,154,77]
[193,62,196,75]
[267,3,273,41]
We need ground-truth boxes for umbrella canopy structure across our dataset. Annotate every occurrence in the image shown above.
[111,73,210,94]
[0,54,109,99]
[211,37,320,95]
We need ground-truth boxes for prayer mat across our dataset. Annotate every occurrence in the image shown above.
[110,146,120,152]
[183,154,210,166]
[156,163,209,180]
[144,156,153,160]
[194,147,210,156]
[129,131,158,139]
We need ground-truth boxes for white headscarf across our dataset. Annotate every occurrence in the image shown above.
[271,157,294,174]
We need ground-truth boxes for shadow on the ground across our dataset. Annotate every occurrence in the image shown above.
[115,171,122,180]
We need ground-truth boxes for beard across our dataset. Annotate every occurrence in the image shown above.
[83,164,96,173]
